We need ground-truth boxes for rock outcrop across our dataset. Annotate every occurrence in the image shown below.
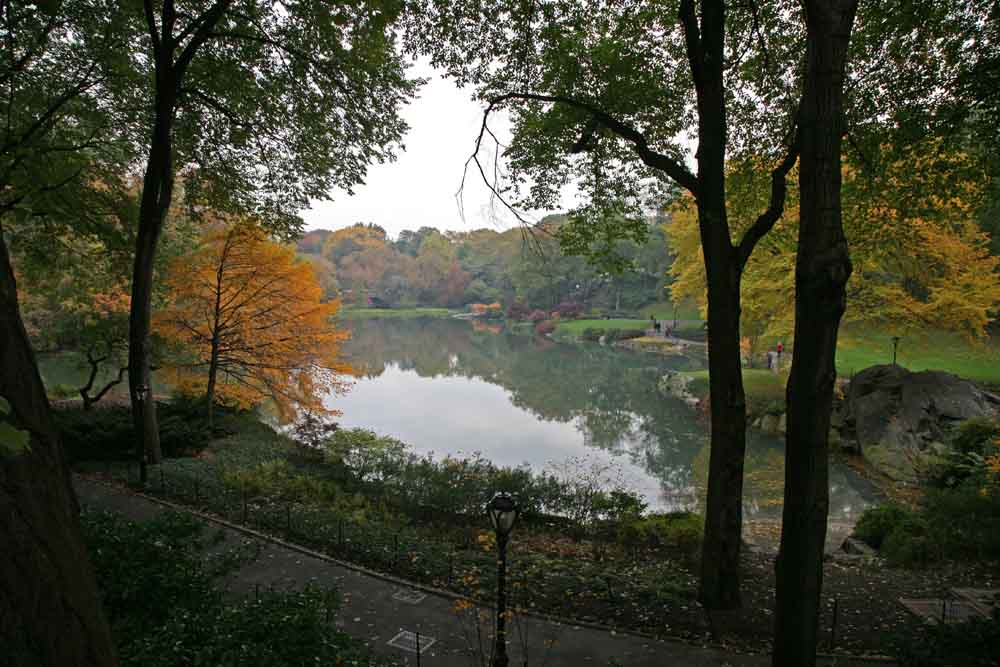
[838,364,1000,481]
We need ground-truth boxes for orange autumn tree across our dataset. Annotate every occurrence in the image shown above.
[158,219,352,426]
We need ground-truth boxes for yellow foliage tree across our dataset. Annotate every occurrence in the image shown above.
[157,220,352,425]
[668,143,1000,358]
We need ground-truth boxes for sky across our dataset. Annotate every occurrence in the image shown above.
[300,63,571,239]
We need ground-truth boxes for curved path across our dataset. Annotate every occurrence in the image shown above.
[73,477,887,666]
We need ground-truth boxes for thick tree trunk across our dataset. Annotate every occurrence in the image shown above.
[697,210,747,610]
[0,226,119,666]
[129,76,177,479]
[772,2,857,664]
[690,0,748,610]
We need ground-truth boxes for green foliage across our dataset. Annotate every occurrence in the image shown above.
[893,610,1000,667]
[854,504,912,550]
[617,512,703,555]
[341,307,455,319]
[0,396,31,457]
[880,516,934,567]
[923,418,1000,489]
[857,483,1000,566]
[47,384,78,399]
[80,511,384,667]
[951,418,1000,456]
[53,399,239,462]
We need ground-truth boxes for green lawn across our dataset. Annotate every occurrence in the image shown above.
[638,300,703,321]
[836,328,1000,386]
[681,369,788,416]
[339,307,455,319]
[554,318,650,338]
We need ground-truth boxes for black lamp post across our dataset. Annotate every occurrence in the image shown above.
[487,492,519,667]
[135,383,149,483]
[891,336,901,366]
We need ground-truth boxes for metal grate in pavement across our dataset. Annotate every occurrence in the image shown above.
[392,588,427,605]
[387,630,435,654]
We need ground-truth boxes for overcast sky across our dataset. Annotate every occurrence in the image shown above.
[301,63,565,238]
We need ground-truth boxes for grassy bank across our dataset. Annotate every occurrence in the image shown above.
[836,328,1000,386]
[339,307,455,319]
[553,317,705,341]
[680,369,787,419]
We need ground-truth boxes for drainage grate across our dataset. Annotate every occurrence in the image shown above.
[387,630,435,654]
[392,588,427,605]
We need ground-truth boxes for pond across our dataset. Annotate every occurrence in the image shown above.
[326,317,877,522]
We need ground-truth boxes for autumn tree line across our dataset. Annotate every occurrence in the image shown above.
[0,1,997,666]
[296,217,673,311]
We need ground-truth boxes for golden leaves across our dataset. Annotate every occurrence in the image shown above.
[157,217,353,420]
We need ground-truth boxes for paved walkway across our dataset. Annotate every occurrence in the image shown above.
[74,477,886,666]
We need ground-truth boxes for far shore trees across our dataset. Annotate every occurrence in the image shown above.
[158,220,352,427]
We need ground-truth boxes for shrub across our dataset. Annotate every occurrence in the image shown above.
[54,399,234,462]
[618,512,703,554]
[506,300,531,321]
[951,417,1000,455]
[527,309,548,322]
[893,609,1000,666]
[853,503,911,550]
[601,328,646,342]
[555,301,584,319]
[535,319,557,335]
[80,511,385,667]
[48,383,78,399]
[881,515,935,567]
[581,327,602,342]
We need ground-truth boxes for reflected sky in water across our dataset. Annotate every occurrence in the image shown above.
[326,317,876,518]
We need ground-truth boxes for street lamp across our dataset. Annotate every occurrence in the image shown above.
[135,383,149,483]
[891,336,901,366]
[487,493,519,667]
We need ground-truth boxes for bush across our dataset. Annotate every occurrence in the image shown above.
[581,327,602,342]
[506,300,531,321]
[893,609,1000,666]
[48,383,78,399]
[854,503,911,549]
[951,417,1000,455]
[527,309,548,322]
[54,399,235,462]
[54,405,135,462]
[881,515,935,567]
[81,511,386,667]
[555,301,584,319]
[535,319,557,335]
[618,512,703,555]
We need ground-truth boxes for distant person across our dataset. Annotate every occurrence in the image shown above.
[654,319,661,333]
[776,341,784,364]
[767,349,777,371]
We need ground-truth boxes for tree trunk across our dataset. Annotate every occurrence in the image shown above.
[129,70,177,479]
[690,0,747,610]
[0,225,119,666]
[772,2,857,664]
[205,343,219,430]
[697,211,747,610]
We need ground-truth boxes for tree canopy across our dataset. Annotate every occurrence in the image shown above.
[157,219,352,424]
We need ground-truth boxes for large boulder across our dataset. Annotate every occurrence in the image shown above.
[840,365,1000,481]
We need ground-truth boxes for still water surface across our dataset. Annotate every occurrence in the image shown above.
[327,317,876,520]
